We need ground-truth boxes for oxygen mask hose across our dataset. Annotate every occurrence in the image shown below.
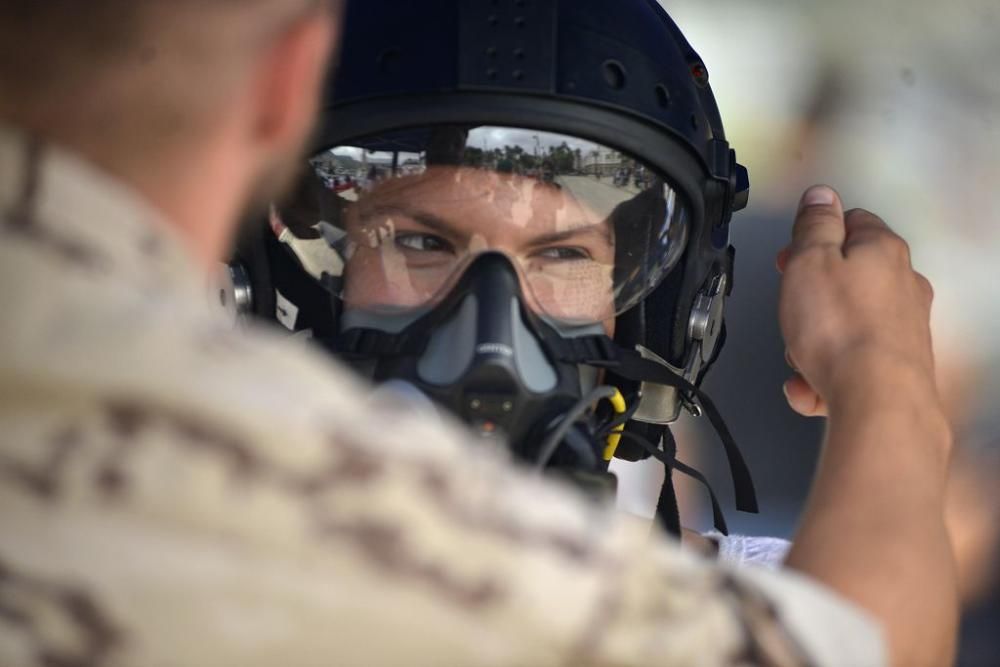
[533,385,618,472]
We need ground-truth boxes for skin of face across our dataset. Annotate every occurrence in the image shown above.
[342,166,618,332]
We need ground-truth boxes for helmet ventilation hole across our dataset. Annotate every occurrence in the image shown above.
[655,84,671,108]
[602,60,627,90]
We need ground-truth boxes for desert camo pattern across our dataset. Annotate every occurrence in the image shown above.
[0,126,884,667]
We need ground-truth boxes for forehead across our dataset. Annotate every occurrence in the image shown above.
[355,166,604,231]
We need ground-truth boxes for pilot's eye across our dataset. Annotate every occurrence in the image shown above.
[395,233,454,254]
[532,246,591,261]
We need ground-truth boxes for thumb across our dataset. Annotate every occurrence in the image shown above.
[783,374,829,417]
[790,185,846,252]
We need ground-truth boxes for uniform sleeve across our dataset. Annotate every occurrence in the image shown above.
[732,565,886,667]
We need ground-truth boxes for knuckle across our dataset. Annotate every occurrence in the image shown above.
[883,234,911,261]
[845,207,885,226]
[916,273,935,301]
[854,227,909,262]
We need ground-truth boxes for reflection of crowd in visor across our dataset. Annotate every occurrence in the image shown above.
[274,125,687,327]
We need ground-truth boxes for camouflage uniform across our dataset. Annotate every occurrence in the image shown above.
[0,126,884,666]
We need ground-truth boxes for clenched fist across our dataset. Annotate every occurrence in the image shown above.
[776,185,937,418]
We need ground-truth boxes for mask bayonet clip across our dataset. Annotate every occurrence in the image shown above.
[631,272,727,424]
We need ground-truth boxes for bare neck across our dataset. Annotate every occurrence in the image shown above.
[122,146,249,273]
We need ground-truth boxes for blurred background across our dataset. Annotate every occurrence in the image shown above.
[625,0,999,663]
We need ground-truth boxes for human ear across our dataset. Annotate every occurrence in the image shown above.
[249,8,339,156]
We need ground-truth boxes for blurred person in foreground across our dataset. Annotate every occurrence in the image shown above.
[0,2,956,666]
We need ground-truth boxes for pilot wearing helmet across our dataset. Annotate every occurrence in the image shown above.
[235,1,757,534]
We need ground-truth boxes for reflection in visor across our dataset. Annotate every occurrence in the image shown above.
[273,126,689,325]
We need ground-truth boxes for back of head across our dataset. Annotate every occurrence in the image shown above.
[0,1,328,167]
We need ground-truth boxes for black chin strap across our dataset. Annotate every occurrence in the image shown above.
[549,335,759,518]
[613,349,758,515]
[617,429,732,535]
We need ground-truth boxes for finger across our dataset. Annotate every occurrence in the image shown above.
[916,272,934,304]
[782,374,829,417]
[784,348,798,372]
[776,246,790,273]
[844,208,891,234]
[842,208,900,253]
[790,185,845,251]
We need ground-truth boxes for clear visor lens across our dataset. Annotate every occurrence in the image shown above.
[273,126,689,324]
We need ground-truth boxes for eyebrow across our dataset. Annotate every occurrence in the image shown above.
[525,223,613,248]
[363,204,612,246]
[363,204,464,239]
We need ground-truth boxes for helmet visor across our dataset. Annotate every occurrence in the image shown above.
[274,125,689,325]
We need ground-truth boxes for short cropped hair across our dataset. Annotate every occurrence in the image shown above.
[0,1,331,154]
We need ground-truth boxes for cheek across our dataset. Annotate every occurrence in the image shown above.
[342,252,383,306]
[344,250,408,306]
[526,263,616,323]
[344,251,447,309]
